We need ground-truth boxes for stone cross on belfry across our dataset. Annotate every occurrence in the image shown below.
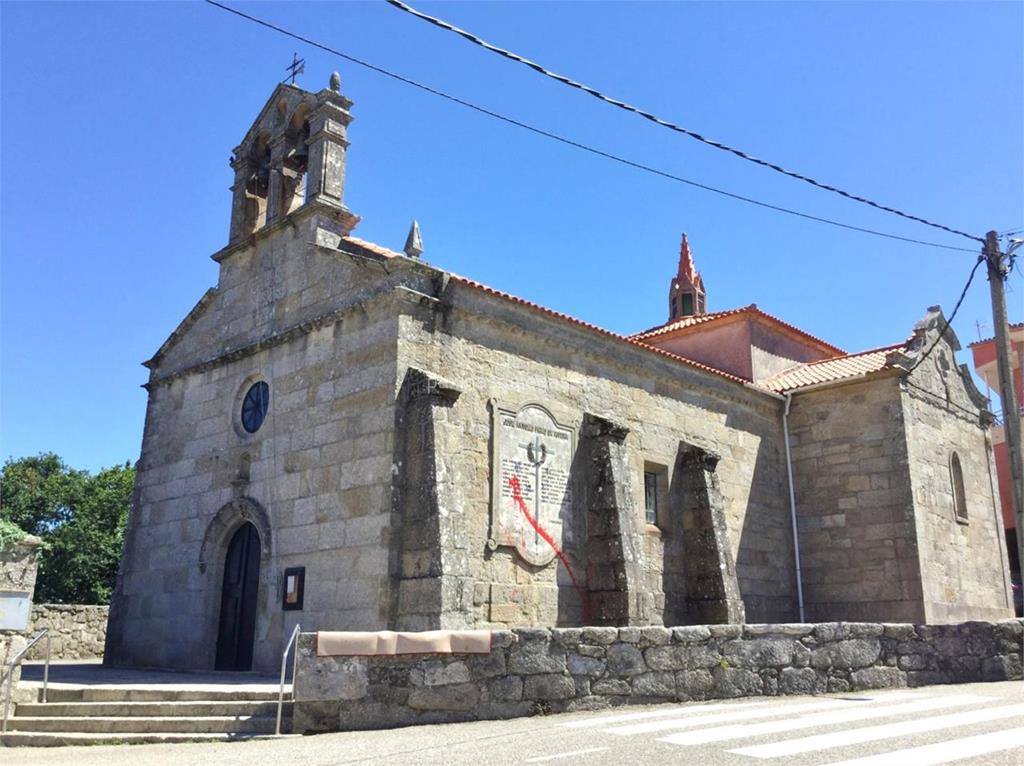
[285,53,305,85]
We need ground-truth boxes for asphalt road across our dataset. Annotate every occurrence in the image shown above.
[5,680,1023,766]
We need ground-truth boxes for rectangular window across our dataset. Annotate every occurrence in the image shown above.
[644,471,659,525]
[681,293,694,316]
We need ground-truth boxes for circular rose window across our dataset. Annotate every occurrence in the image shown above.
[240,381,270,434]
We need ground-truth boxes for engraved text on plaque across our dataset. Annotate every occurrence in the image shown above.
[490,403,575,566]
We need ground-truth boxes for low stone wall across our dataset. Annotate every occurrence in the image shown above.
[26,605,109,660]
[294,620,1024,733]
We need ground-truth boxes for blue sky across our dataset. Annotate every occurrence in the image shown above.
[2,1,1021,473]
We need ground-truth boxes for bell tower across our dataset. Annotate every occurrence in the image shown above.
[227,72,357,244]
[668,232,706,321]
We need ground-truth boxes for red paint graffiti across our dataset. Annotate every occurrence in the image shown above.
[508,474,590,620]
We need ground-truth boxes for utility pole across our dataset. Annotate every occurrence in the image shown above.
[984,230,1024,579]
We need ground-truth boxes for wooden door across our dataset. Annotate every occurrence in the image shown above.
[215,523,261,671]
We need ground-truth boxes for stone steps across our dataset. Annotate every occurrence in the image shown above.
[9,715,281,734]
[3,688,293,746]
[0,731,276,747]
[16,700,288,717]
[42,687,286,702]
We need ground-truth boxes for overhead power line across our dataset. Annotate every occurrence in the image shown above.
[205,1,974,256]
[385,0,986,245]
[908,254,986,372]
[204,1,977,254]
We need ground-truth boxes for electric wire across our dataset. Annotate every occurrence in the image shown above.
[905,378,995,421]
[385,0,986,245]
[203,1,977,254]
[907,254,986,372]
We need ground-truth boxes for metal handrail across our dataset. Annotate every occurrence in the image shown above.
[276,623,300,736]
[1,628,50,736]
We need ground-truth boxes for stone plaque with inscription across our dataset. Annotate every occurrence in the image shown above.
[490,403,575,566]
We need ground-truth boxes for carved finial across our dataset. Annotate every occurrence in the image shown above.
[329,71,341,92]
[404,220,423,258]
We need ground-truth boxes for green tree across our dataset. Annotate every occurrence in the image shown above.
[0,453,134,603]
[0,453,83,535]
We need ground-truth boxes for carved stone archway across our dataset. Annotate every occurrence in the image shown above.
[198,497,272,574]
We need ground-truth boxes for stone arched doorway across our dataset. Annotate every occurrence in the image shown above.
[215,522,261,671]
[199,497,272,671]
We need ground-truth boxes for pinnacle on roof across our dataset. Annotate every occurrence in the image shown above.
[677,232,701,288]
[668,230,706,320]
[404,220,423,258]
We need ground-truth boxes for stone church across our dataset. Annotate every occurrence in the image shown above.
[104,75,1014,674]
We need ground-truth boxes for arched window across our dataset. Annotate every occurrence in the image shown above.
[949,452,968,524]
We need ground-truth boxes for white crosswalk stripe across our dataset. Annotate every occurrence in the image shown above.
[606,698,867,736]
[554,687,1024,765]
[559,691,922,730]
[657,693,991,746]
[728,701,1024,758]
[822,726,1024,766]
[559,698,779,728]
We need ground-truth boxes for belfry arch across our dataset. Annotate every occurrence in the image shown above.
[227,75,353,243]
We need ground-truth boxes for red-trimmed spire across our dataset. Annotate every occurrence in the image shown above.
[677,232,699,286]
[668,231,706,320]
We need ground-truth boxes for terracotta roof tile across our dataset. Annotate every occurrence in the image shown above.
[448,274,750,384]
[760,342,908,393]
[630,305,753,339]
[341,236,402,259]
[631,304,844,355]
[333,238,858,394]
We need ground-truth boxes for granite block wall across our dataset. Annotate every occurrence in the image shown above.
[105,212,432,673]
[397,282,797,630]
[293,619,1023,733]
[900,354,1013,622]
[786,377,926,623]
[26,605,109,660]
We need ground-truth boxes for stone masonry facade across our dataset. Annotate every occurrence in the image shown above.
[787,322,1011,625]
[105,75,1013,675]
[293,619,1024,733]
[393,285,786,632]
[788,377,926,622]
[901,344,1014,623]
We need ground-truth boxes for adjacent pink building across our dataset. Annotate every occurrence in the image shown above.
[969,321,1024,587]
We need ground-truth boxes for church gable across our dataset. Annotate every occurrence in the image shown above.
[900,306,991,417]
[634,303,840,382]
[145,288,217,370]
[633,235,843,382]
[145,72,412,379]
[147,232,407,378]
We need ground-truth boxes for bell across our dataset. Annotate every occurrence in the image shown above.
[283,143,308,172]
[246,167,269,197]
